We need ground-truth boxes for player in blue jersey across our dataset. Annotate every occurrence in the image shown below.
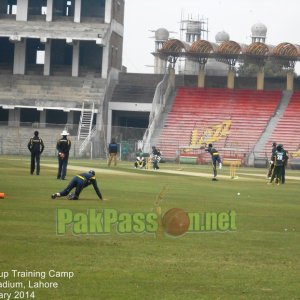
[51,170,103,200]
[206,143,222,181]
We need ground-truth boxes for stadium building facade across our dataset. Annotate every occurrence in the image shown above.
[1,3,300,166]
[0,0,124,156]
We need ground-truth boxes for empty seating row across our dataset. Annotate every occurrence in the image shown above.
[157,87,282,160]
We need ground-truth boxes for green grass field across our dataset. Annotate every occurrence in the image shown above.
[0,156,299,300]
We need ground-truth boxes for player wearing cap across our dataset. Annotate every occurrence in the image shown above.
[51,170,103,200]
[56,130,71,180]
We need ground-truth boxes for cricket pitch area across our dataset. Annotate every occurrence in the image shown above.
[0,156,299,300]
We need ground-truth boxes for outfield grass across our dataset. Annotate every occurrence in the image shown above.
[0,156,299,300]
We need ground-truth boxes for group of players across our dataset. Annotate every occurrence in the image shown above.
[28,127,288,202]
[27,130,103,201]
[134,146,162,170]
[267,142,288,185]
[205,141,289,184]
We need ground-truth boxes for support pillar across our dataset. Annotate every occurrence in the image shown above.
[8,108,20,127]
[72,41,80,77]
[227,69,235,89]
[105,0,112,23]
[257,68,264,90]
[13,39,26,75]
[102,45,109,78]
[44,40,51,76]
[67,111,74,129]
[74,0,81,23]
[197,68,205,88]
[16,0,28,21]
[46,0,53,22]
[286,71,294,91]
[39,110,46,128]
[107,108,113,147]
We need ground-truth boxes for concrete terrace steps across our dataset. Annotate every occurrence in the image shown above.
[0,74,106,106]
[111,84,156,103]
[0,18,110,40]
[262,92,300,154]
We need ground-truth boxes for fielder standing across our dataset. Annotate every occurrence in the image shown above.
[27,130,45,175]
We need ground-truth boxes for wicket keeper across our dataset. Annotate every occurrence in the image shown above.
[51,170,103,200]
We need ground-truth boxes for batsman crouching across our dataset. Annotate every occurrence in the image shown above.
[51,170,103,200]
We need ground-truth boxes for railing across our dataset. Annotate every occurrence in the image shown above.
[78,126,97,155]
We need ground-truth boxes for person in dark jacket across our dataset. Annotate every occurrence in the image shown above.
[27,130,45,175]
[51,170,103,200]
[269,144,286,185]
[56,130,71,180]
[108,138,118,167]
[151,146,161,170]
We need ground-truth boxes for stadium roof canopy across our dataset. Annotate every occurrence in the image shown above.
[160,39,189,57]
[158,38,300,69]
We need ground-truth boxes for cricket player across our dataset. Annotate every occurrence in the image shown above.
[108,138,118,167]
[267,142,277,179]
[206,143,222,181]
[56,130,71,180]
[269,144,286,185]
[27,130,45,175]
[51,170,103,200]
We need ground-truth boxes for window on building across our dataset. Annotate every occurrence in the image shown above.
[36,50,45,64]
[7,0,17,15]
[41,6,47,15]
[28,0,47,16]
[20,108,40,124]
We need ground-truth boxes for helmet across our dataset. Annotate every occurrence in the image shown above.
[208,143,213,147]
[89,170,95,176]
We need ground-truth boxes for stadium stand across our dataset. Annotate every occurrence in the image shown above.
[0,74,106,107]
[157,87,282,163]
[262,91,300,158]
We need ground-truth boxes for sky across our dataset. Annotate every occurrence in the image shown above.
[123,0,300,74]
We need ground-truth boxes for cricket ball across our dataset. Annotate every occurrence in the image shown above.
[162,208,190,236]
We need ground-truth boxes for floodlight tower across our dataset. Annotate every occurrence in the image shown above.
[251,22,267,43]
[251,22,268,89]
[180,15,208,74]
[205,31,229,77]
[151,28,169,74]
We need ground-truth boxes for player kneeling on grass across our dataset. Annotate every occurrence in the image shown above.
[51,170,103,200]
